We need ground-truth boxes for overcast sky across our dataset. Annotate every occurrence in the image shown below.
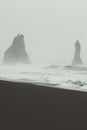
[0,0,87,65]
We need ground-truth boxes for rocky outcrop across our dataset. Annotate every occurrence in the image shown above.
[72,40,83,66]
[3,34,30,65]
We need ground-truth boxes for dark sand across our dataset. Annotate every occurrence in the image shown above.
[0,80,87,129]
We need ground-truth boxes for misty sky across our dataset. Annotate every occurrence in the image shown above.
[0,0,87,65]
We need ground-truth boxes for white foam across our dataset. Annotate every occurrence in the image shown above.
[0,65,87,92]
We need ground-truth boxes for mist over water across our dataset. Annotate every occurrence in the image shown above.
[0,0,87,65]
[1,2,87,129]
[0,0,87,92]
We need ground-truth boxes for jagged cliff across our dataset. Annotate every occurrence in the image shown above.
[3,34,30,65]
[72,40,83,66]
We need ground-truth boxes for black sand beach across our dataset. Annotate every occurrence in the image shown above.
[0,80,87,129]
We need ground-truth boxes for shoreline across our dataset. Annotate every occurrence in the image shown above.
[0,77,87,93]
[0,79,87,129]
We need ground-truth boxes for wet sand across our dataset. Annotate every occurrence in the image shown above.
[0,80,87,129]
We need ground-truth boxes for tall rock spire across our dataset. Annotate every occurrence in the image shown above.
[3,34,30,65]
[72,40,83,66]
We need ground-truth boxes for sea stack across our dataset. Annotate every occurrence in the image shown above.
[72,40,83,66]
[3,34,30,65]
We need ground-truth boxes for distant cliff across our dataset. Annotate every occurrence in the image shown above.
[72,40,83,66]
[3,34,30,65]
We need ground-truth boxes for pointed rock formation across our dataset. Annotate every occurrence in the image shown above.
[3,34,30,65]
[72,40,83,66]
